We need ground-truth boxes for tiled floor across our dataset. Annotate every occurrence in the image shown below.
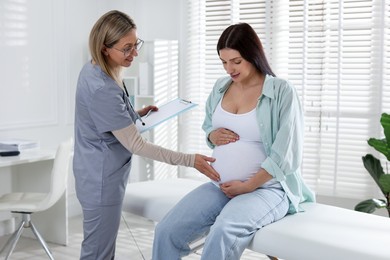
[0,212,270,260]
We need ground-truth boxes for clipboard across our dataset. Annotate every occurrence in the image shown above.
[136,98,198,133]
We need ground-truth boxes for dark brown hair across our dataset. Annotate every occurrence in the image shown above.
[217,23,275,76]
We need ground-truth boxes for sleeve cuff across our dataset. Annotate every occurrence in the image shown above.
[261,157,286,182]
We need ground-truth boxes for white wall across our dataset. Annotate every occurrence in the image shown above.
[0,0,111,146]
[0,0,182,146]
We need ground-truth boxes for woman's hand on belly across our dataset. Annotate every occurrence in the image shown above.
[220,180,255,198]
[220,169,274,198]
[209,128,239,146]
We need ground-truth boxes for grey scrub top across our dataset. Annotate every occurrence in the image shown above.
[73,61,137,206]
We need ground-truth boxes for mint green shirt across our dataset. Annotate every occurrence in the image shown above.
[202,74,315,214]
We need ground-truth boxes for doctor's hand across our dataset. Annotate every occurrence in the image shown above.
[137,105,158,117]
[194,154,220,182]
[209,128,239,146]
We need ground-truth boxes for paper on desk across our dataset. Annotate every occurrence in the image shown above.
[136,98,198,133]
[0,138,39,151]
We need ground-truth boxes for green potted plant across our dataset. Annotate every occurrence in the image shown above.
[354,113,390,217]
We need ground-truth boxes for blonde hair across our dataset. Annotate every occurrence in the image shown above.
[89,10,136,84]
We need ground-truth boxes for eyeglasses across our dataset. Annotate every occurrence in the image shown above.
[111,38,144,57]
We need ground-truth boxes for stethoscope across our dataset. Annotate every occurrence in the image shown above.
[122,81,146,126]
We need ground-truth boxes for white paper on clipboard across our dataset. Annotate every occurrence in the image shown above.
[135,98,198,133]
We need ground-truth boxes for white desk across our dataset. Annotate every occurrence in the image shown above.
[0,149,69,245]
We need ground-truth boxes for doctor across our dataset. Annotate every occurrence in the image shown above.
[73,10,220,260]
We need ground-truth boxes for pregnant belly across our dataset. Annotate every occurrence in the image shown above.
[211,140,266,184]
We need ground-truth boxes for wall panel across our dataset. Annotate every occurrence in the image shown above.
[0,0,57,130]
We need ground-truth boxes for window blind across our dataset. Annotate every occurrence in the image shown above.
[180,0,390,200]
[150,40,180,179]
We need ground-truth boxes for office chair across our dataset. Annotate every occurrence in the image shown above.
[0,138,73,260]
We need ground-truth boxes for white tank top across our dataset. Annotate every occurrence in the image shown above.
[211,99,267,184]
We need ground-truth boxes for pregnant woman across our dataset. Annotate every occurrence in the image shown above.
[152,23,315,260]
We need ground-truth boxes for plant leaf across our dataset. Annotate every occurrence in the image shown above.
[380,112,390,160]
[362,154,384,186]
[379,174,390,193]
[367,138,388,159]
[354,199,386,213]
